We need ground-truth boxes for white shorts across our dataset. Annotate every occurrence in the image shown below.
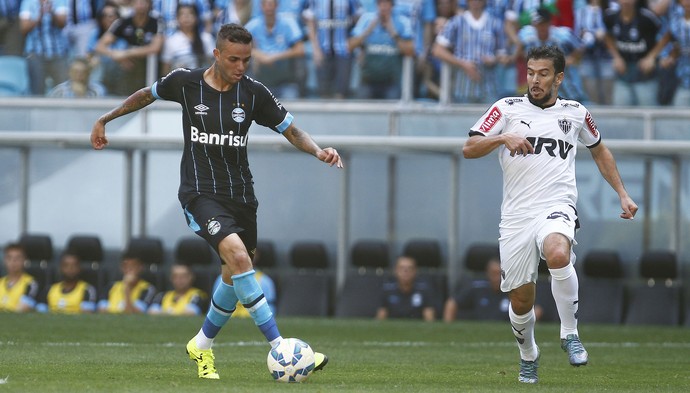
[498,204,579,292]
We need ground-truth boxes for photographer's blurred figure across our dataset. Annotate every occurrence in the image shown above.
[0,242,38,312]
[148,263,208,316]
[40,252,97,313]
[99,253,156,314]
[377,255,435,321]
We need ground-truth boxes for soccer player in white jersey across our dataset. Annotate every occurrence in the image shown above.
[463,45,638,384]
[90,23,342,380]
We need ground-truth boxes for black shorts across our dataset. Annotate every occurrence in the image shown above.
[183,195,258,258]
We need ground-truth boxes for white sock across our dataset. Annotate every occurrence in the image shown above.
[269,336,283,348]
[195,328,214,350]
[509,306,538,361]
[550,263,579,339]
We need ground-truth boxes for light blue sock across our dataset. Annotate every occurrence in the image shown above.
[232,270,281,342]
[201,279,238,339]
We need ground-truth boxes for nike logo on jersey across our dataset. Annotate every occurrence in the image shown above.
[525,137,574,159]
[520,120,532,129]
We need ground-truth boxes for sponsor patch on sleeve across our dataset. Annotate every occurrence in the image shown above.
[479,106,502,133]
[585,111,599,138]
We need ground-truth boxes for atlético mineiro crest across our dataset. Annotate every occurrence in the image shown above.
[232,107,245,123]
[558,118,572,135]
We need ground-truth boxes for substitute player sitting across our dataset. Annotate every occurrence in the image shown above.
[91,23,342,380]
[463,45,638,384]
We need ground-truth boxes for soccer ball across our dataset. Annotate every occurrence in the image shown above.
[267,338,315,383]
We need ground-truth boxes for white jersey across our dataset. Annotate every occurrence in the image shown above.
[469,95,601,221]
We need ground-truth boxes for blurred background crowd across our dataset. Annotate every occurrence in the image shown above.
[0,0,689,105]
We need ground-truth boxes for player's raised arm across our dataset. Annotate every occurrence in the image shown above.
[282,124,344,168]
[90,87,157,150]
[588,141,638,220]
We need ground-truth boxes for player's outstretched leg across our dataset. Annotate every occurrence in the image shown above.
[232,270,329,372]
[187,280,239,379]
[550,263,588,366]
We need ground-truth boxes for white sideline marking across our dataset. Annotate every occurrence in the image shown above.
[1,341,690,349]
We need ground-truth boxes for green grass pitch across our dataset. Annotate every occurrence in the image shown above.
[1,314,689,392]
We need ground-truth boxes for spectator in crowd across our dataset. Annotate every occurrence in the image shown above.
[663,0,690,106]
[148,263,208,315]
[0,242,38,312]
[603,0,672,106]
[64,0,99,58]
[574,0,614,105]
[19,0,70,95]
[245,0,306,99]
[306,0,361,99]
[47,56,106,97]
[432,0,506,103]
[418,0,456,100]
[393,0,436,99]
[98,252,156,314]
[160,3,214,75]
[376,255,435,321]
[39,252,97,313]
[154,0,213,36]
[87,1,127,95]
[95,0,164,96]
[518,6,589,102]
[213,0,253,28]
[0,0,25,55]
[348,0,414,99]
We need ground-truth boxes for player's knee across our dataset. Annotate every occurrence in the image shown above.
[545,248,570,269]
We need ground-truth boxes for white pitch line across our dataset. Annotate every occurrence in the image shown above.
[2,340,690,349]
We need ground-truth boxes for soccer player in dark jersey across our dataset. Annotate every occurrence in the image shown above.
[90,23,342,380]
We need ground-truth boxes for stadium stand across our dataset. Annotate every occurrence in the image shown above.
[334,239,390,318]
[18,233,55,296]
[278,241,332,317]
[577,249,626,324]
[625,250,681,326]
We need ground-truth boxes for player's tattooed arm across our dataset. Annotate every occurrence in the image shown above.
[91,87,156,150]
[283,124,343,168]
[98,87,156,125]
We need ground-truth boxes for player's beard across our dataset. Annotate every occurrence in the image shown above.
[527,88,554,108]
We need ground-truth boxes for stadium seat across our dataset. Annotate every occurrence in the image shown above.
[19,233,55,296]
[463,243,500,274]
[334,240,391,318]
[0,56,29,96]
[278,241,332,317]
[255,240,277,268]
[402,238,447,318]
[577,250,626,324]
[624,250,681,326]
[125,236,166,290]
[65,234,109,298]
[174,237,218,295]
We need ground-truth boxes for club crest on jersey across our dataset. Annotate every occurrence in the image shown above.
[194,104,209,115]
[558,118,573,135]
[207,220,221,235]
[479,106,502,133]
[232,107,246,123]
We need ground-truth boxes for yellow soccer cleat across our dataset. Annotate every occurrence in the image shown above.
[186,338,220,380]
[313,351,329,372]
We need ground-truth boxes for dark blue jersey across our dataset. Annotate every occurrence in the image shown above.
[151,68,294,207]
